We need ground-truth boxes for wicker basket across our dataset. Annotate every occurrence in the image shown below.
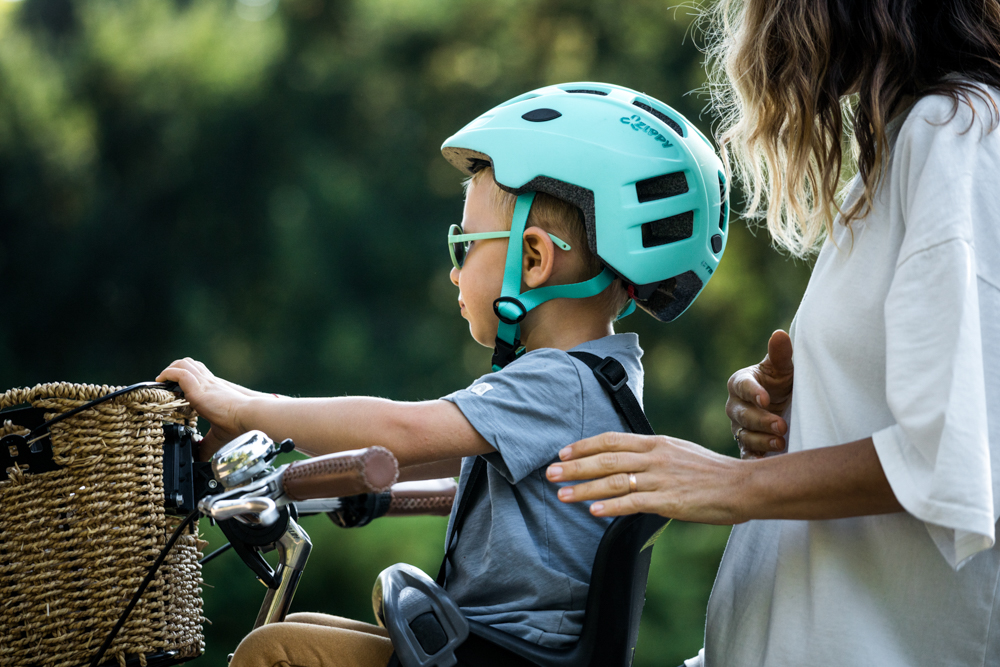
[0,383,205,667]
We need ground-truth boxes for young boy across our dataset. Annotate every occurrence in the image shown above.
[159,82,727,667]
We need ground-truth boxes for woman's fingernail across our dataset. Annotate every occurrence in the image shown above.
[559,446,572,460]
[591,502,604,514]
[558,487,573,500]
[548,466,563,480]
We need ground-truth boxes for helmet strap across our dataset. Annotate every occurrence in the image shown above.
[490,192,619,371]
[491,192,534,371]
[616,299,637,320]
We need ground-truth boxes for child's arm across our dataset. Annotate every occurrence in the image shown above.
[157,358,492,469]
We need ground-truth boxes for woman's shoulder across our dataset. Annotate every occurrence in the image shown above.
[899,80,1000,144]
[886,79,1000,274]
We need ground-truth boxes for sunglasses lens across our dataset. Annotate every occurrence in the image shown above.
[448,225,467,269]
[452,241,467,268]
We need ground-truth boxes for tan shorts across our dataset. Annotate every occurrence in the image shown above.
[229,612,394,667]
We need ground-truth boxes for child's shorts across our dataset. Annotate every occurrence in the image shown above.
[230,612,394,667]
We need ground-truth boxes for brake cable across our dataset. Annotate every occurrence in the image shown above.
[88,508,201,667]
[26,380,181,442]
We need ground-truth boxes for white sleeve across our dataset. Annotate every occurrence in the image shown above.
[871,91,1000,569]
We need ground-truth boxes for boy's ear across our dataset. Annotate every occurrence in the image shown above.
[521,226,555,289]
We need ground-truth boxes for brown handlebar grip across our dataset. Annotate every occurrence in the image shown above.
[386,479,458,517]
[283,447,399,501]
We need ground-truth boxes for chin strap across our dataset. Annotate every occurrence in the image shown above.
[490,192,630,371]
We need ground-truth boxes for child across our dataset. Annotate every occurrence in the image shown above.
[159,81,727,667]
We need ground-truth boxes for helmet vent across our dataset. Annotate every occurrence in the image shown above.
[564,89,608,96]
[636,172,689,203]
[522,108,563,122]
[498,93,540,107]
[718,173,728,230]
[467,158,492,173]
[641,211,694,248]
[632,100,684,137]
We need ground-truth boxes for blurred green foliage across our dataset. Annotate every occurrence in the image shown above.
[0,0,810,665]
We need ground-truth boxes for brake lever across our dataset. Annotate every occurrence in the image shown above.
[198,464,293,525]
[209,498,280,525]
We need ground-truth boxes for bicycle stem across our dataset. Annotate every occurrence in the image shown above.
[253,516,313,628]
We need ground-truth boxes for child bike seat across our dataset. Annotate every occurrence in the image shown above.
[382,352,669,667]
[374,564,469,667]
[382,511,667,667]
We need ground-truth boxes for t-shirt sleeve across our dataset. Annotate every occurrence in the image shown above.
[871,92,1000,569]
[441,349,585,484]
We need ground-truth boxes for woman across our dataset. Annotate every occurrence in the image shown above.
[545,1,1000,665]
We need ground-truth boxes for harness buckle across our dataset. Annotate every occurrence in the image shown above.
[594,357,628,393]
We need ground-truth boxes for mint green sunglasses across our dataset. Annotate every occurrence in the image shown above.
[447,223,571,270]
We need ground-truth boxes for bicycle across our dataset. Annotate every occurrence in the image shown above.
[2,374,666,667]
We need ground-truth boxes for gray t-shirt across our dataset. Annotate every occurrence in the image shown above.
[440,333,644,648]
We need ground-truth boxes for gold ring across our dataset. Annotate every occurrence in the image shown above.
[628,472,638,494]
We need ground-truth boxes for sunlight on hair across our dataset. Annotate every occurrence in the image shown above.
[697,0,1000,258]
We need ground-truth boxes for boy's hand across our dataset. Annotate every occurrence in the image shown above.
[725,330,794,458]
[157,358,257,460]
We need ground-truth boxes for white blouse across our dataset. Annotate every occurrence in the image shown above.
[698,86,1000,666]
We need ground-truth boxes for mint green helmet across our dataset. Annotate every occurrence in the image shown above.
[442,82,728,324]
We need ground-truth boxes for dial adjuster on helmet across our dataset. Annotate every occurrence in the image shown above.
[493,297,528,325]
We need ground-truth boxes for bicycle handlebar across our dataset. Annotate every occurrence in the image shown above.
[282,446,398,501]
[385,479,457,517]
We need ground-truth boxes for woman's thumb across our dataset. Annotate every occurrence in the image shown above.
[765,330,794,374]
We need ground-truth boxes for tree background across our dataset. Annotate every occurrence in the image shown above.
[0,0,810,664]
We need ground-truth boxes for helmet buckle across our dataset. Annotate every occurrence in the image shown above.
[491,336,523,371]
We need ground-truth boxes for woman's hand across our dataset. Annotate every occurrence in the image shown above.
[546,433,746,524]
[157,358,260,459]
[727,330,794,458]
[547,433,903,523]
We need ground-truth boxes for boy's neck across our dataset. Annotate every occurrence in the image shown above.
[518,297,615,353]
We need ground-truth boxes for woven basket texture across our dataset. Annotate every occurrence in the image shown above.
[0,383,205,667]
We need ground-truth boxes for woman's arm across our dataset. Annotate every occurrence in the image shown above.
[546,433,902,523]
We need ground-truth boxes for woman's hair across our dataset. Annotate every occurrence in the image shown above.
[703,0,1000,257]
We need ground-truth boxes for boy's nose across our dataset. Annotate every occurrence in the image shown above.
[449,267,460,286]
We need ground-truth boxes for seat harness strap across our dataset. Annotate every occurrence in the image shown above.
[567,351,654,436]
[435,456,485,585]
[436,352,652,586]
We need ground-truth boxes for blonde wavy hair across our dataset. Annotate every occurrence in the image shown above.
[702,0,1000,257]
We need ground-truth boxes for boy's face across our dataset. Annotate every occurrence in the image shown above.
[450,179,508,348]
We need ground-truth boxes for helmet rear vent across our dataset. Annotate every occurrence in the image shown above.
[641,211,694,248]
[636,172,689,203]
[565,89,608,96]
[632,100,684,137]
[718,172,728,230]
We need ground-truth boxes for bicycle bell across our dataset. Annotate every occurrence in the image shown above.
[212,430,280,489]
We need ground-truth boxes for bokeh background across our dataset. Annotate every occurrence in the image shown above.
[0,0,812,664]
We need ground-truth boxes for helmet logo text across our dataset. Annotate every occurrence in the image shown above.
[621,115,674,148]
